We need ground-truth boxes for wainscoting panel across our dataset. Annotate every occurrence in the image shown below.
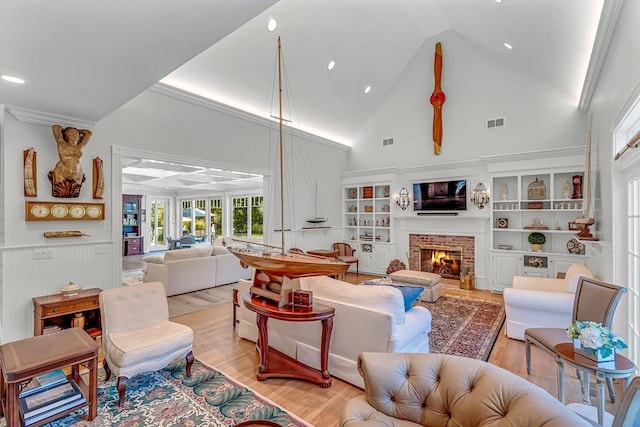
[1,242,116,343]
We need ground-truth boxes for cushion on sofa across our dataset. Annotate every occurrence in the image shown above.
[565,263,595,293]
[164,246,213,261]
[299,275,406,324]
[143,255,164,264]
[364,281,423,311]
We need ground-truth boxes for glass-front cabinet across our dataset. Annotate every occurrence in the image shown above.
[490,169,587,292]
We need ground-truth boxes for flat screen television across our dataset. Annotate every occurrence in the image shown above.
[413,179,467,211]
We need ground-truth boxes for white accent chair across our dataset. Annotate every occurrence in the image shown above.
[503,263,595,341]
[99,281,194,406]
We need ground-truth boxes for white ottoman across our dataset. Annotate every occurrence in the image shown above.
[389,270,442,302]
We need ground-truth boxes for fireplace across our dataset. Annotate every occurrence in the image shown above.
[409,234,475,280]
[420,245,462,280]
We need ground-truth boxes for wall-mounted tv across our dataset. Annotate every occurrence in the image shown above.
[413,179,467,211]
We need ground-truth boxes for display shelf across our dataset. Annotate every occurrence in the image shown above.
[122,194,143,255]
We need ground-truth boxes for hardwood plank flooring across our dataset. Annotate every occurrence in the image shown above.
[168,274,620,426]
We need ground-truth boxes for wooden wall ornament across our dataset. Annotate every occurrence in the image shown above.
[23,147,37,197]
[92,157,104,199]
[430,42,446,155]
[25,201,105,221]
[48,124,92,198]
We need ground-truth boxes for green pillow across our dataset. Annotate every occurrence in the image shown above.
[364,281,423,311]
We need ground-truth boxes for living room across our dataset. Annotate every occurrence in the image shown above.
[1,0,640,425]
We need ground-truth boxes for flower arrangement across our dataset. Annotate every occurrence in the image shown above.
[386,259,406,275]
[566,320,627,359]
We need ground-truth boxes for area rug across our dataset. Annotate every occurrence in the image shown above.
[421,295,505,361]
[0,359,310,427]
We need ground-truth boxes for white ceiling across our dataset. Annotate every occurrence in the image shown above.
[1,0,605,191]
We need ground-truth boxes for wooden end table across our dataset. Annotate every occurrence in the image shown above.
[242,292,335,388]
[33,288,102,337]
[0,328,99,426]
[555,342,636,425]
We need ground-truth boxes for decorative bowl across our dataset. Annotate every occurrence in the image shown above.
[60,282,83,297]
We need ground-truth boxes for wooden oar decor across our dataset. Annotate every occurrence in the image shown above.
[430,42,446,155]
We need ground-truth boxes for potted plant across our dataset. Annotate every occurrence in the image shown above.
[528,232,546,252]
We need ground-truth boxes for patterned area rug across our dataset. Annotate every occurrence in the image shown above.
[0,359,310,427]
[421,295,505,361]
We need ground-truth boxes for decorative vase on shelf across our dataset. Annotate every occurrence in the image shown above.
[563,180,572,199]
[71,313,86,329]
[501,183,509,201]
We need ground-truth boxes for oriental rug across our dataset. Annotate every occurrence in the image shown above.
[421,295,505,361]
[0,359,310,427]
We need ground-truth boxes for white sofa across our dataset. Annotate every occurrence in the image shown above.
[143,240,252,296]
[503,263,595,340]
[237,275,432,388]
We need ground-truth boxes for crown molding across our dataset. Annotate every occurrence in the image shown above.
[149,83,350,152]
[6,106,96,128]
[579,0,624,111]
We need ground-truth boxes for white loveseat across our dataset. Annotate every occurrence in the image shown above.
[503,263,595,340]
[237,275,432,388]
[143,240,252,296]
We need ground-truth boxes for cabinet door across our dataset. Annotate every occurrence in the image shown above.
[492,253,522,293]
[359,253,373,271]
[373,246,390,273]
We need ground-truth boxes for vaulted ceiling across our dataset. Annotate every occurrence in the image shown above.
[1,0,606,191]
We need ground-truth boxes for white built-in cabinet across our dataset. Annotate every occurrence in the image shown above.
[343,183,395,275]
[490,170,587,293]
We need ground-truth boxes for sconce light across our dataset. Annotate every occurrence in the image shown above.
[396,187,410,210]
[471,182,490,209]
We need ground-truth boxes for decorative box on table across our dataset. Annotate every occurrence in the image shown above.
[292,290,312,308]
[573,339,615,363]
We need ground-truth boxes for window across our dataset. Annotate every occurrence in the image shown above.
[232,195,264,239]
[209,198,222,239]
[627,178,640,364]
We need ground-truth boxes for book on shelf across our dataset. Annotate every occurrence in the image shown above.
[19,369,68,397]
[43,325,62,334]
[23,394,86,426]
[19,379,84,420]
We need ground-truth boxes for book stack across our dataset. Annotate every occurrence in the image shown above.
[19,369,86,426]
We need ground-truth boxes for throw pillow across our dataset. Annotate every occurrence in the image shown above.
[364,281,423,311]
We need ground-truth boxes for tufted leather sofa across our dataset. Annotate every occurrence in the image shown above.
[340,352,591,427]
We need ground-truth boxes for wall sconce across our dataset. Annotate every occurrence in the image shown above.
[396,187,410,210]
[470,182,490,209]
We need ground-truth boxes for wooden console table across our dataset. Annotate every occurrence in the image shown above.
[33,288,102,338]
[242,292,335,388]
[555,342,636,425]
[0,328,98,426]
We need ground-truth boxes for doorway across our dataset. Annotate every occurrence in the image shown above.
[148,197,170,251]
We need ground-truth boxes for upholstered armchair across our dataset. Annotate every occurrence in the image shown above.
[503,262,595,341]
[99,281,194,406]
[333,242,358,276]
[340,352,590,426]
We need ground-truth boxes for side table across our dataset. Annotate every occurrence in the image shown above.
[0,327,98,426]
[555,342,636,425]
[33,288,102,338]
[242,292,335,387]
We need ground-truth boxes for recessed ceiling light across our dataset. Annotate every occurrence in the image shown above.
[327,60,335,71]
[1,75,25,84]
[267,18,277,32]
[495,0,503,3]
[503,42,513,50]
[364,86,371,94]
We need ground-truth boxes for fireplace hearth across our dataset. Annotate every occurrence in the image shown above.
[420,245,462,280]
[409,234,475,280]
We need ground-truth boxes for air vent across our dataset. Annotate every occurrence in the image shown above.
[382,138,394,146]
[487,117,505,129]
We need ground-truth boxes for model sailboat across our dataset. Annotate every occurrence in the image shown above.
[304,182,329,227]
[227,37,348,281]
[574,113,599,241]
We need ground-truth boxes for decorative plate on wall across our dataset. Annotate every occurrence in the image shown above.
[26,201,105,221]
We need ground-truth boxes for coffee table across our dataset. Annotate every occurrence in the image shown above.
[242,292,335,387]
[0,327,98,427]
[555,342,636,425]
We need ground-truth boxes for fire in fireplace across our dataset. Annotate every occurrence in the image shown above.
[419,245,462,280]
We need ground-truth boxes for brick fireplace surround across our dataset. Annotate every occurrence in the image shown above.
[408,234,475,279]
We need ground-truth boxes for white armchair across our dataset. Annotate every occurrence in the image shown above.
[503,263,595,340]
[99,282,194,406]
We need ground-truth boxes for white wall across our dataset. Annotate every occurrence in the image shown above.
[350,30,588,170]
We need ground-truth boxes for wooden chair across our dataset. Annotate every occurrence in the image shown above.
[525,277,627,403]
[333,242,358,277]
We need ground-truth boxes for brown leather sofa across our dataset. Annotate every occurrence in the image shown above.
[340,352,591,427]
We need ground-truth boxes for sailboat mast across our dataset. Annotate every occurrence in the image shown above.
[278,36,285,255]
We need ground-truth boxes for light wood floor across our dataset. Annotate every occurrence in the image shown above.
[168,274,621,426]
